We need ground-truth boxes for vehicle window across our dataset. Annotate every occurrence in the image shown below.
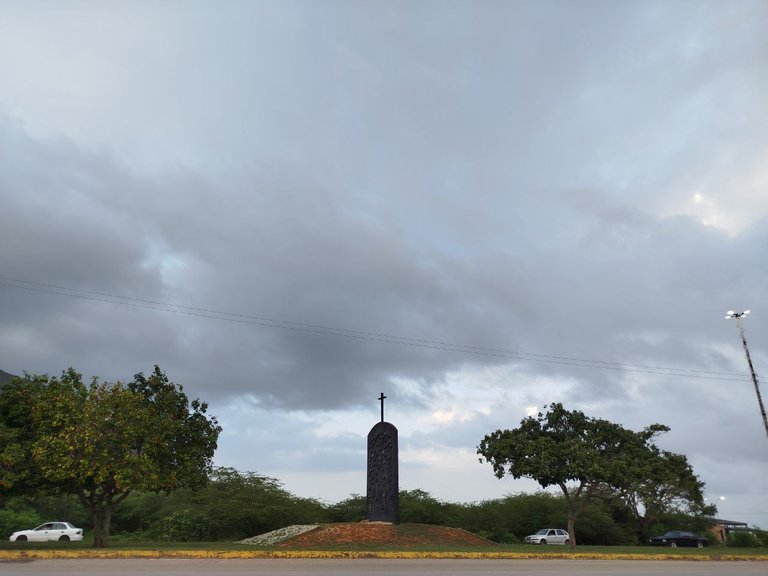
[556,530,565,536]
[537,529,548,535]
[53,523,65,530]
[548,530,556,536]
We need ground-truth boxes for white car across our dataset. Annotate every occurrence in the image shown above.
[9,522,83,542]
[524,528,570,545]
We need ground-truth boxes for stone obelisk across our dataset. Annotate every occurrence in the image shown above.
[366,393,399,523]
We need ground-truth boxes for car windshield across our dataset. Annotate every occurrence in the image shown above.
[536,529,549,535]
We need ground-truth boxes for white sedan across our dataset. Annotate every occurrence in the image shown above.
[9,522,83,542]
[524,528,570,545]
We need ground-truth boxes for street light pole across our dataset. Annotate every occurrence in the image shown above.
[725,310,768,438]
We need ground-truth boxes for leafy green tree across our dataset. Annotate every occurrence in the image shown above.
[611,448,714,541]
[105,467,328,541]
[1,366,221,547]
[200,467,322,540]
[0,374,49,495]
[477,403,667,548]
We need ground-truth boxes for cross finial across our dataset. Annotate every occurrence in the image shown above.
[378,392,387,422]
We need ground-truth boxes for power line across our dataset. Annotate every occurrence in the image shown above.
[0,276,751,383]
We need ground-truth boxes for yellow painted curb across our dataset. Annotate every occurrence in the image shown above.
[0,550,767,561]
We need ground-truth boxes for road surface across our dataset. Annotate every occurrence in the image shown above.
[1,558,765,575]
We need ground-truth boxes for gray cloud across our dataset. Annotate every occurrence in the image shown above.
[1,0,766,526]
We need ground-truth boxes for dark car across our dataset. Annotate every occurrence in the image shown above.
[649,531,708,548]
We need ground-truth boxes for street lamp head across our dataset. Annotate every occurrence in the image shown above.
[726,310,751,320]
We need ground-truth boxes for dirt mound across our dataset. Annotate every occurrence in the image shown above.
[277,522,494,549]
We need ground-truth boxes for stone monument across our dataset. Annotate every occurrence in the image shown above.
[366,392,399,523]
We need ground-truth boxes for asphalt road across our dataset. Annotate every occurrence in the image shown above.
[1,558,765,576]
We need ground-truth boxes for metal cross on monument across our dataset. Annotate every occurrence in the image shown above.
[378,392,387,422]
[367,391,399,523]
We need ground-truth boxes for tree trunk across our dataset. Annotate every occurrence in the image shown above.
[566,508,577,549]
[560,481,593,550]
[90,503,113,548]
[638,513,653,543]
[79,487,130,548]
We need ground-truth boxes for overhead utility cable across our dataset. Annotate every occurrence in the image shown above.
[0,276,750,383]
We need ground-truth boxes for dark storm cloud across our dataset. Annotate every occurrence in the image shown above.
[2,113,763,413]
[1,0,767,523]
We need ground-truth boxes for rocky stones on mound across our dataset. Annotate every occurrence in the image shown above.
[238,524,319,546]
[238,523,495,548]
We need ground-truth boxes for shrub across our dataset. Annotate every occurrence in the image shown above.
[499,532,521,544]
[754,530,768,547]
[0,508,42,537]
[728,531,759,547]
[326,494,366,523]
[160,510,211,542]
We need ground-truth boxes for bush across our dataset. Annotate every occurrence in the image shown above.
[754,530,768,547]
[498,532,520,544]
[0,508,42,537]
[399,489,452,525]
[160,510,211,542]
[729,531,759,547]
[575,504,627,545]
[326,494,366,523]
[460,492,567,542]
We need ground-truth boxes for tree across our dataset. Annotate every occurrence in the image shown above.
[611,448,714,541]
[477,403,667,548]
[115,467,326,541]
[1,366,221,547]
[0,374,49,496]
[198,467,325,540]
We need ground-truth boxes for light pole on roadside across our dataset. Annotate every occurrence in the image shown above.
[725,310,768,438]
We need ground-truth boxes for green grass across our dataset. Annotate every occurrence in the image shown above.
[1,539,765,557]
[0,539,258,551]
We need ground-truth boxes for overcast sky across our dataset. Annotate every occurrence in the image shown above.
[1,0,767,529]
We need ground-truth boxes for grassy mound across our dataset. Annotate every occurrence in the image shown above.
[275,522,494,550]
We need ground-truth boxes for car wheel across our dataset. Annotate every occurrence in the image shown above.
[16,535,27,542]
[540,539,547,545]
[670,541,677,548]
[59,535,70,542]
[564,539,570,546]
